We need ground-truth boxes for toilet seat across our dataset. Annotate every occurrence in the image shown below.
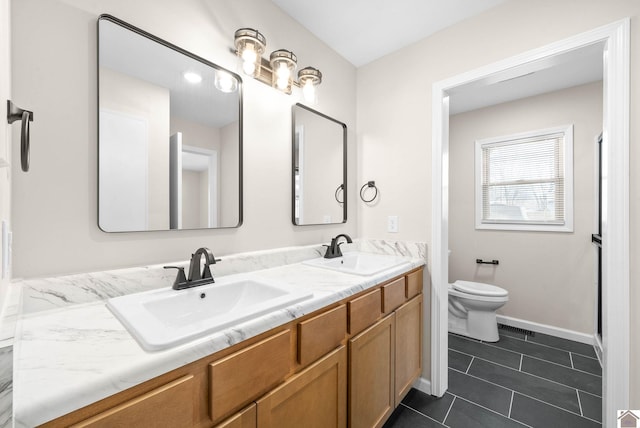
[453,280,508,297]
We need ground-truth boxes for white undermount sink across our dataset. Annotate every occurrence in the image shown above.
[303,252,412,276]
[107,278,313,351]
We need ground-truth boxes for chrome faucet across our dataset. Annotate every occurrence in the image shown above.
[164,247,221,290]
[323,234,353,259]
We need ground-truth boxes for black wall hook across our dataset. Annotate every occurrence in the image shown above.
[7,100,34,172]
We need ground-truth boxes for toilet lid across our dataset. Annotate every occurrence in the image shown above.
[453,280,508,297]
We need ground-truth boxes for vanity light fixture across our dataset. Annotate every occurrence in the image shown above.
[233,28,322,99]
[234,28,266,78]
[270,49,297,94]
[298,67,322,103]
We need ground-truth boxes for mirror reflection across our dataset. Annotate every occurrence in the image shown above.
[98,15,242,232]
[292,104,347,225]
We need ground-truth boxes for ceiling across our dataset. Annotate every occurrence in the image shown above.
[272,0,507,67]
[272,0,604,113]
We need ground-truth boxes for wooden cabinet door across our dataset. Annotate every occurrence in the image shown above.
[348,314,395,428]
[256,346,347,428]
[394,294,423,405]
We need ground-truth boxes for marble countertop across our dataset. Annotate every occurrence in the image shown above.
[13,257,424,427]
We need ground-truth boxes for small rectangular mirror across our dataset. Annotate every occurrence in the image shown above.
[292,104,347,225]
[98,15,242,232]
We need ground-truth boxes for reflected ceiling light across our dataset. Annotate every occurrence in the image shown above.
[233,28,322,99]
[183,71,202,84]
[214,70,238,93]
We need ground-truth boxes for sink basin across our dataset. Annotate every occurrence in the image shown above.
[303,252,412,276]
[107,278,312,351]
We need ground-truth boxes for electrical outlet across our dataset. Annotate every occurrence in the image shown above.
[387,215,399,233]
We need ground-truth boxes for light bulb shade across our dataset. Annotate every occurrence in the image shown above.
[214,70,238,93]
[298,67,322,86]
[298,67,322,103]
[234,28,266,78]
[270,49,297,94]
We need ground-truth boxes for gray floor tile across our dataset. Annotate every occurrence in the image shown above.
[521,356,601,395]
[468,358,580,413]
[449,334,521,369]
[488,335,572,367]
[448,369,512,416]
[578,391,602,422]
[383,405,446,428]
[401,389,454,423]
[449,349,473,372]
[526,333,597,358]
[510,393,601,428]
[444,397,528,428]
[571,353,602,376]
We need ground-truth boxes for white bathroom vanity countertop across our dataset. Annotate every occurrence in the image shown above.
[12,258,424,427]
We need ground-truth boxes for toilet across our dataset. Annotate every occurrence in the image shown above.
[448,280,509,342]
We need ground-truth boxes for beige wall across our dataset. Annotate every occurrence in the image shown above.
[299,108,344,224]
[356,0,640,408]
[170,116,221,152]
[220,121,240,227]
[449,82,602,334]
[10,0,357,278]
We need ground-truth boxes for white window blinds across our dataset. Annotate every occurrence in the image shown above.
[475,125,574,232]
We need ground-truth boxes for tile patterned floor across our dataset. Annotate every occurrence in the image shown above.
[384,329,602,428]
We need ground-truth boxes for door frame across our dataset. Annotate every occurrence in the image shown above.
[430,19,629,426]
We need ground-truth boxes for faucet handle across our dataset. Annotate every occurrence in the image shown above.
[164,266,187,289]
[202,264,214,281]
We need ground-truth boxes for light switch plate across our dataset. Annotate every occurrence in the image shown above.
[387,215,399,233]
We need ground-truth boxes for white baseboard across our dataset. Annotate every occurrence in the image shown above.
[496,315,595,346]
[413,377,432,395]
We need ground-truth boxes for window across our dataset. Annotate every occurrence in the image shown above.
[475,125,573,232]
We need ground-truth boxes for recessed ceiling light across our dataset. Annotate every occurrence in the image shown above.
[183,71,202,84]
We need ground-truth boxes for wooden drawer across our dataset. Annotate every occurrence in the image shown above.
[215,403,256,428]
[298,304,347,367]
[72,375,195,427]
[348,288,382,335]
[406,269,423,299]
[209,330,291,423]
[382,277,406,313]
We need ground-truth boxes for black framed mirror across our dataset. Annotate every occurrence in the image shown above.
[292,103,347,225]
[98,15,242,232]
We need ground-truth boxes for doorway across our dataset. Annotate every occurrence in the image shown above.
[431,19,629,426]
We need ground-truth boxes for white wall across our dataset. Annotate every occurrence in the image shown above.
[10,0,357,278]
[356,0,640,407]
[100,68,170,230]
[181,169,204,229]
[449,82,602,334]
[0,0,11,303]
